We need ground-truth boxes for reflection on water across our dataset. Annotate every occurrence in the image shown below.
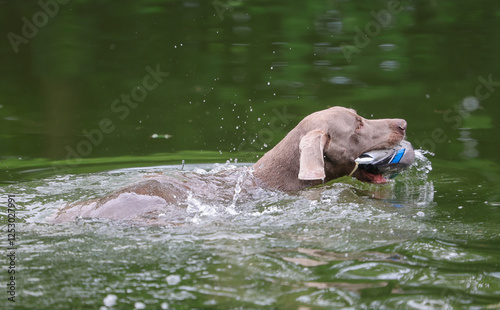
[1,152,499,308]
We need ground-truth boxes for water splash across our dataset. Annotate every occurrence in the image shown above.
[391,148,434,207]
[230,166,250,208]
[185,193,239,224]
[414,148,434,175]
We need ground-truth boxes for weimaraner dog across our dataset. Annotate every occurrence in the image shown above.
[50,106,407,223]
[253,106,407,190]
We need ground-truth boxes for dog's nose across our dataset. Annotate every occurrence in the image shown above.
[399,120,407,132]
[393,119,407,134]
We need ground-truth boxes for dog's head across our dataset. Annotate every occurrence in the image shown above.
[297,107,407,184]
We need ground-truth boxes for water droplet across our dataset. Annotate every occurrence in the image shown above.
[462,96,479,111]
[166,274,181,286]
[103,294,118,307]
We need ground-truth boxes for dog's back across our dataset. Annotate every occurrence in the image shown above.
[48,166,258,224]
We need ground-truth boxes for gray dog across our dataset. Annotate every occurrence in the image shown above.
[50,107,410,223]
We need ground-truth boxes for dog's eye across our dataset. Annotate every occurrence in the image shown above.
[356,118,364,131]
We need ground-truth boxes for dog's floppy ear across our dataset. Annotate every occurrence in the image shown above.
[298,130,328,180]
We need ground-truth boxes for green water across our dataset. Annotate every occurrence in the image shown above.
[1,0,500,309]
